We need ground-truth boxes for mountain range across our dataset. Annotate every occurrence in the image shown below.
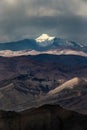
[0,34,86,52]
[0,54,87,113]
[0,34,87,129]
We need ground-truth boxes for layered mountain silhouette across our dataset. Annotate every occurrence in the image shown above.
[0,35,87,129]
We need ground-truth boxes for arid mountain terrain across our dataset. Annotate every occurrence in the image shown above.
[0,54,87,113]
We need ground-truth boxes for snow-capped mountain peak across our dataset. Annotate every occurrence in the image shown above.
[35,34,55,46]
[36,34,55,42]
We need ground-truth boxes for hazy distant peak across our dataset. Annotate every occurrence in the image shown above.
[36,34,55,43]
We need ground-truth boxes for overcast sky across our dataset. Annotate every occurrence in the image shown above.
[0,0,87,43]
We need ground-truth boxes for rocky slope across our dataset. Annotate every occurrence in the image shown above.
[0,54,87,112]
[41,77,87,114]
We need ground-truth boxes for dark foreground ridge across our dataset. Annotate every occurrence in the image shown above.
[0,105,87,130]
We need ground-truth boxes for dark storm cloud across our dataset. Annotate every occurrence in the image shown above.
[0,0,87,43]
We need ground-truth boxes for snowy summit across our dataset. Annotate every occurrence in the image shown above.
[35,34,55,46]
[36,34,55,42]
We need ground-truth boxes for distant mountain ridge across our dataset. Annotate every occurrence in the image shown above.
[1,49,87,57]
[0,34,87,52]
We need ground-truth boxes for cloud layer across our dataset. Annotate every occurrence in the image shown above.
[0,0,87,43]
